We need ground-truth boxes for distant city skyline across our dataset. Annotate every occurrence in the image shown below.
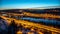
[0,0,60,10]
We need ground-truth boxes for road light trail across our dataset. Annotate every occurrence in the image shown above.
[23,12,60,19]
[3,12,60,19]
[1,16,60,34]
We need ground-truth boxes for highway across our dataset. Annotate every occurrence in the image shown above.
[23,12,60,19]
[2,12,60,19]
[0,11,60,34]
[1,16,60,34]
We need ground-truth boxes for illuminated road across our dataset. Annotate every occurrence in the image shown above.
[1,16,60,34]
[2,12,60,19]
[23,12,60,19]
[0,11,60,34]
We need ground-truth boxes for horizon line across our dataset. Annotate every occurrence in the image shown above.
[0,6,60,10]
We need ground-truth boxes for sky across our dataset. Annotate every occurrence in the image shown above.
[0,0,60,10]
